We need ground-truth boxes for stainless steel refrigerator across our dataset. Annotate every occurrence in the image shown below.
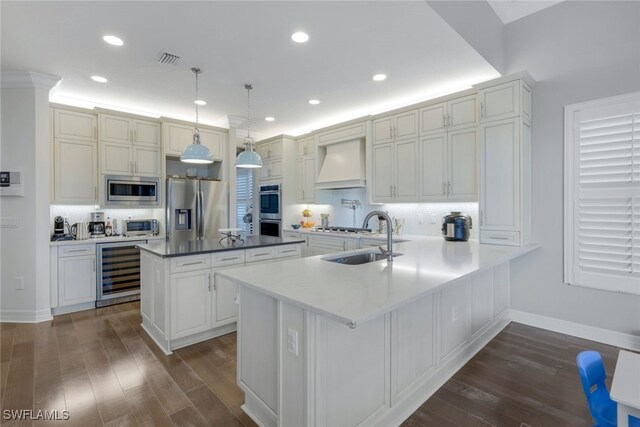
[166,177,227,241]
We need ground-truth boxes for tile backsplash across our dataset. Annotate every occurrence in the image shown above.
[50,206,165,235]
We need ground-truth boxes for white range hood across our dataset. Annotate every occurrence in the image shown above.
[315,139,366,190]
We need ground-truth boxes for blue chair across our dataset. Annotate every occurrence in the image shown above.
[577,351,640,427]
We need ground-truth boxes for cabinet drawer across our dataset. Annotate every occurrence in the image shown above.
[480,230,520,246]
[170,254,210,273]
[211,251,245,268]
[58,244,95,257]
[245,247,275,263]
[274,244,301,258]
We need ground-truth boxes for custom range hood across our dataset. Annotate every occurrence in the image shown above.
[315,139,366,190]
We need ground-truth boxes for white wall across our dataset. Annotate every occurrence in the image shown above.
[504,1,640,334]
[1,72,59,322]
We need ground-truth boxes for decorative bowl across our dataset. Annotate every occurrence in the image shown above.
[291,224,301,230]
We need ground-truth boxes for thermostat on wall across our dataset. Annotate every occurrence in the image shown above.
[0,171,24,196]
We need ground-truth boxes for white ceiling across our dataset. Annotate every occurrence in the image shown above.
[1,1,499,138]
[487,0,564,24]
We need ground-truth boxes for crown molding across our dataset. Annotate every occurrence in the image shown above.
[1,71,61,90]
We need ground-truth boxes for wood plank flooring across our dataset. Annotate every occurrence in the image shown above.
[0,302,621,426]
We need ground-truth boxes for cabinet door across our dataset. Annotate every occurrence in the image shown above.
[480,118,520,230]
[259,161,271,180]
[58,255,96,306]
[303,157,316,202]
[448,128,478,201]
[448,94,477,130]
[102,142,132,175]
[372,116,393,145]
[296,139,306,157]
[372,143,394,202]
[200,129,223,160]
[164,123,193,156]
[419,134,447,201]
[394,139,419,201]
[100,114,132,144]
[171,270,212,339]
[420,102,446,135]
[295,158,305,202]
[256,143,269,160]
[212,266,243,327]
[439,278,470,362]
[268,141,283,159]
[54,109,97,141]
[269,159,283,179]
[480,80,520,123]
[471,269,493,336]
[133,120,161,147]
[133,146,161,177]
[54,139,98,204]
[395,110,419,140]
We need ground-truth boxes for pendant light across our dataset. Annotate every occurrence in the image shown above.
[180,67,213,164]
[236,83,263,168]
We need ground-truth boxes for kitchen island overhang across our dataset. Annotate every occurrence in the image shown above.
[218,237,538,427]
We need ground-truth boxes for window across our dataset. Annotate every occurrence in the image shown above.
[564,92,640,294]
[236,168,254,235]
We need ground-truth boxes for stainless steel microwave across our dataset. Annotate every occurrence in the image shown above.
[104,176,160,207]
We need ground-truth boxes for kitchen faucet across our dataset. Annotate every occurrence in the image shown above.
[362,210,394,261]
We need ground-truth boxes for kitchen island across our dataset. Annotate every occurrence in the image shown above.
[218,237,538,427]
[137,236,305,354]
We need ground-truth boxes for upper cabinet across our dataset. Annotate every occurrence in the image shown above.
[51,108,98,204]
[296,136,315,157]
[420,94,477,136]
[54,109,97,141]
[99,114,162,177]
[256,139,283,162]
[372,110,419,145]
[295,135,316,203]
[162,122,223,160]
[479,80,531,124]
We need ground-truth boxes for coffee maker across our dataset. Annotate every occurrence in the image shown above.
[88,211,106,238]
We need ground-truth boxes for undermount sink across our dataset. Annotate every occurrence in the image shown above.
[323,251,403,265]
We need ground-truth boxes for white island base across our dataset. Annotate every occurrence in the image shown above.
[236,263,511,427]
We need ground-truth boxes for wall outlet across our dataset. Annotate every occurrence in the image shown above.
[287,328,299,356]
[15,276,24,290]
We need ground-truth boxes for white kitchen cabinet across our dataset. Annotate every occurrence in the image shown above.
[447,128,478,201]
[171,268,212,339]
[419,94,477,136]
[259,159,282,181]
[439,277,471,363]
[296,156,316,203]
[479,117,531,246]
[212,265,243,328]
[57,245,96,307]
[54,138,98,204]
[163,122,224,160]
[371,139,419,203]
[257,139,283,161]
[257,139,285,181]
[471,269,493,336]
[100,113,161,177]
[419,134,447,200]
[479,80,531,124]
[296,136,316,157]
[54,109,97,141]
[372,110,419,145]
[307,235,355,256]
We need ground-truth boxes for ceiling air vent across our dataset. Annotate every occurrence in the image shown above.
[158,52,181,66]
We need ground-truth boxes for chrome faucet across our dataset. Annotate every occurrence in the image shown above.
[362,210,394,261]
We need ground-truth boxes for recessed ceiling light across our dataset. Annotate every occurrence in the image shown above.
[373,73,387,82]
[91,75,108,83]
[291,32,309,43]
[308,99,320,105]
[194,99,206,106]
[103,35,124,46]
[265,117,275,122]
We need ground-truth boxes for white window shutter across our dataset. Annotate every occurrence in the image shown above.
[236,168,254,234]
[565,93,640,295]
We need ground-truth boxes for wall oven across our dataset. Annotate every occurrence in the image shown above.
[96,240,146,307]
[259,184,281,220]
[105,175,160,207]
[260,219,282,238]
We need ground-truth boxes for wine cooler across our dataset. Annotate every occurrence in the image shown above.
[96,240,147,307]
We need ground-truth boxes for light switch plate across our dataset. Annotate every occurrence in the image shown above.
[287,328,299,356]
[0,217,19,228]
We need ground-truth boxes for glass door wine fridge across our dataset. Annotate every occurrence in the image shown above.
[96,240,146,307]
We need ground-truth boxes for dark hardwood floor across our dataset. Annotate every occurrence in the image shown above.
[0,302,619,426]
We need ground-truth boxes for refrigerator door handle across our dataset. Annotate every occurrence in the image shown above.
[199,186,205,239]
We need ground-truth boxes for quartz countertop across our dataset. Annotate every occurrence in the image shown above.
[137,235,306,258]
[217,237,538,328]
[50,235,165,246]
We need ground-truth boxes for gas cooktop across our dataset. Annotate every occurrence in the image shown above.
[313,226,372,234]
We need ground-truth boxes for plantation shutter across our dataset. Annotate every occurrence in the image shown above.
[566,95,640,294]
[236,168,254,234]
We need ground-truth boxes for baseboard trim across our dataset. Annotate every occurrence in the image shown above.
[510,309,640,352]
[0,308,53,323]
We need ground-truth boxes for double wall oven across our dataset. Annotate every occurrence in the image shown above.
[259,184,281,237]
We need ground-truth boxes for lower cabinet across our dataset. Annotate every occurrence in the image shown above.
[171,269,212,340]
[307,235,357,256]
[52,245,97,311]
[212,266,242,327]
